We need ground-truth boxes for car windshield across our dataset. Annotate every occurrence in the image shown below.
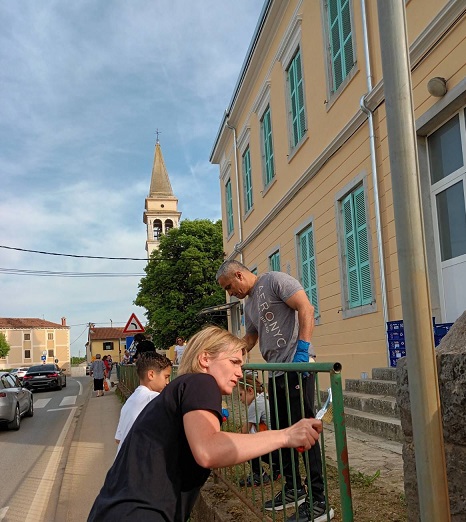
[27,364,55,372]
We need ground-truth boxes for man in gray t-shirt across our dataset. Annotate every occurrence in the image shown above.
[217,260,332,522]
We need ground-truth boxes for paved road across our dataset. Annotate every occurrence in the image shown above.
[0,378,87,522]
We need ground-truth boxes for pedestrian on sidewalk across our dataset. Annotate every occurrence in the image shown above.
[87,326,322,522]
[90,354,106,397]
[115,352,172,454]
[217,260,334,522]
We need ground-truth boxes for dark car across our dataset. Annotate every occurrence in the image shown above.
[22,364,67,391]
[0,372,34,430]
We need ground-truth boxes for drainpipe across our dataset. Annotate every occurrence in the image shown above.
[225,119,244,264]
[360,0,389,365]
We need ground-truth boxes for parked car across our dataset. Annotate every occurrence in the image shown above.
[0,372,34,430]
[22,364,67,391]
[10,367,29,381]
[86,363,91,375]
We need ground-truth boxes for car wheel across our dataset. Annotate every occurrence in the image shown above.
[8,405,21,430]
[26,397,34,417]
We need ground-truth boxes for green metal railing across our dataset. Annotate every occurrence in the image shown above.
[115,361,353,521]
[217,362,353,522]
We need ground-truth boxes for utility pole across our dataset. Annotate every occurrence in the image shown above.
[376,1,450,519]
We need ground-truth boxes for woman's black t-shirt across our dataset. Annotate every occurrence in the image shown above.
[88,373,223,522]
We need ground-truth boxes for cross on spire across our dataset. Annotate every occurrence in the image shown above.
[155,128,162,144]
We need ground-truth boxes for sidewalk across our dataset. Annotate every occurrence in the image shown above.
[55,380,122,522]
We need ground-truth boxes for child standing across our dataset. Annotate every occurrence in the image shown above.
[115,352,172,454]
[237,372,279,486]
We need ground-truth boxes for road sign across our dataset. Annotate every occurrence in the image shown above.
[41,355,46,361]
[42,350,47,356]
[123,313,145,334]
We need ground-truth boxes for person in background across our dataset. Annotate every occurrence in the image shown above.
[217,260,333,522]
[107,355,113,381]
[133,333,156,361]
[121,350,130,365]
[88,326,322,522]
[237,371,280,487]
[174,336,186,365]
[115,352,172,454]
[90,354,106,397]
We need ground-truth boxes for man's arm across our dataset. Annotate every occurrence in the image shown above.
[285,289,315,342]
[243,332,258,353]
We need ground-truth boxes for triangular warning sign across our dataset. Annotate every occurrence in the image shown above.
[123,313,145,334]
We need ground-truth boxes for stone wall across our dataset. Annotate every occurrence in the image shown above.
[397,311,466,521]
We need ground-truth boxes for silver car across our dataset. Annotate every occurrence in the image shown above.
[0,372,34,430]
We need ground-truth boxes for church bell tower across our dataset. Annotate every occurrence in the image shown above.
[143,138,181,258]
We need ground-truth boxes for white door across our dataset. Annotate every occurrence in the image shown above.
[428,109,466,323]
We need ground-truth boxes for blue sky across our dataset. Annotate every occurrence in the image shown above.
[0,1,264,357]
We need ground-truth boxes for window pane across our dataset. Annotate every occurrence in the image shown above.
[428,114,463,184]
[436,180,466,261]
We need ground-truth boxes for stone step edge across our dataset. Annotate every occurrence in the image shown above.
[344,407,401,426]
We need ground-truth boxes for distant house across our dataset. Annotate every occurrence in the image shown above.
[0,317,70,372]
[87,327,127,363]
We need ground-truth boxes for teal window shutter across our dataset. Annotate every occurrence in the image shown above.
[269,251,280,272]
[299,226,319,316]
[354,187,372,304]
[242,147,253,212]
[288,49,306,147]
[328,0,354,93]
[342,187,372,308]
[226,180,234,235]
[262,107,275,186]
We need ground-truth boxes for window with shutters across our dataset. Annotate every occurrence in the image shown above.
[225,179,234,236]
[242,147,253,213]
[269,251,281,272]
[324,0,355,96]
[298,225,319,318]
[340,186,373,312]
[261,106,275,187]
[287,48,307,148]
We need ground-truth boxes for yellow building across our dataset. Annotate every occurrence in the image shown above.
[87,327,127,363]
[0,317,70,372]
[210,0,466,379]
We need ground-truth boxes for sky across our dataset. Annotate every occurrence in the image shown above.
[0,1,264,357]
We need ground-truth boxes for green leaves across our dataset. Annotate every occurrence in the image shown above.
[135,219,227,349]
[0,332,10,358]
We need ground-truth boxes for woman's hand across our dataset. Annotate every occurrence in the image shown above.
[283,418,322,450]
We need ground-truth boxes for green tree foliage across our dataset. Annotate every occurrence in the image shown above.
[135,219,227,349]
[0,332,10,359]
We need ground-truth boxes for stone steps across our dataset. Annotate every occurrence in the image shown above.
[341,367,403,443]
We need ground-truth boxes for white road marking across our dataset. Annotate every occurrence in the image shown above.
[0,507,9,520]
[24,407,75,522]
[60,395,77,407]
[34,398,52,409]
[47,407,77,412]
[77,379,83,395]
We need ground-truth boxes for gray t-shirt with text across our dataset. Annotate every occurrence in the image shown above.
[244,272,304,363]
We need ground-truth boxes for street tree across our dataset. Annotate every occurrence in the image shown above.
[0,332,10,359]
[135,219,227,349]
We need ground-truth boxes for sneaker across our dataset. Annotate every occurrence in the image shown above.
[239,472,270,487]
[287,499,335,522]
[272,470,282,482]
[264,486,307,511]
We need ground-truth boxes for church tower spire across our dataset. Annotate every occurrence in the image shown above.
[143,139,181,258]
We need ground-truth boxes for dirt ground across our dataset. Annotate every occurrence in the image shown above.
[192,464,407,522]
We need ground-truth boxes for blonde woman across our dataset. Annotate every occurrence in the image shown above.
[88,326,322,522]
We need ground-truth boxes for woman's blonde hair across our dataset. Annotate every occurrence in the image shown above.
[178,325,247,375]
[238,372,264,393]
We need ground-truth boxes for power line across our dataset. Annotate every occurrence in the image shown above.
[0,267,144,277]
[0,244,147,261]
